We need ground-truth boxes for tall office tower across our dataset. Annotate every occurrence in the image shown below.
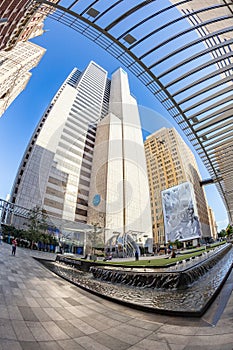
[0,0,42,51]
[144,127,210,244]
[171,0,233,80]
[171,0,233,224]
[19,0,60,42]
[87,68,152,242]
[215,145,233,222]
[208,206,218,241]
[10,61,152,242]
[0,0,58,50]
[10,61,108,223]
[0,41,45,117]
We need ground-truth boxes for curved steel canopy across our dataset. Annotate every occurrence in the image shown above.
[35,0,233,222]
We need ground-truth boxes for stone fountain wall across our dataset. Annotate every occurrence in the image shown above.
[38,243,233,315]
[90,243,232,290]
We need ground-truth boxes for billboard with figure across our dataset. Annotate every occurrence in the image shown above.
[162,182,202,242]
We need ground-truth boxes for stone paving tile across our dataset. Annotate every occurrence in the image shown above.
[112,323,153,338]
[25,297,40,308]
[0,340,22,350]
[39,341,64,349]
[89,332,130,350]
[0,306,9,319]
[127,318,162,331]
[17,283,27,290]
[44,298,63,308]
[129,338,171,350]
[74,335,112,350]
[103,327,143,346]
[26,321,53,341]
[56,320,86,338]
[11,320,35,341]
[63,297,82,306]
[58,339,86,350]
[35,298,52,308]
[156,323,199,336]
[31,308,53,322]
[43,307,65,321]
[196,323,233,335]
[0,319,17,340]
[54,306,78,321]
[183,345,233,350]
[55,298,76,308]
[65,305,87,318]
[5,295,28,307]
[12,289,24,297]
[187,333,233,346]
[81,314,122,331]
[7,305,23,320]
[18,306,39,322]
[41,321,70,340]
[148,331,191,347]
[68,318,98,335]
[19,341,41,350]
[9,281,18,288]
[29,290,42,298]
[84,302,112,315]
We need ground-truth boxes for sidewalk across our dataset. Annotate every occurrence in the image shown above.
[1,242,233,350]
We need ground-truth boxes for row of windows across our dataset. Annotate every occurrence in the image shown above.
[56,149,81,166]
[79,177,90,187]
[77,197,88,207]
[78,188,89,197]
[67,116,87,132]
[73,96,100,113]
[80,169,91,178]
[44,198,64,210]
[46,186,64,199]
[58,141,83,158]
[81,160,92,171]
[48,176,66,188]
[75,208,87,217]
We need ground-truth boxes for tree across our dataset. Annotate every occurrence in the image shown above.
[27,206,49,245]
[226,225,233,238]
[88,223,104,257]
[218,229,226,238]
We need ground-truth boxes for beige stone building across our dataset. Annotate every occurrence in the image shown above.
[0,41,45,117]
[144,127,211,245]
[208,206,218,241]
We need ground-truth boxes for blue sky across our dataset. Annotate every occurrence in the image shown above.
[0,17,228,230]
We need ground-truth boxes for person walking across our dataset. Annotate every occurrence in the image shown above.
[0,234,3,245]
[12,239,17,256]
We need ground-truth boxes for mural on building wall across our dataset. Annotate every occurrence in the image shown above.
[162,182,202,242]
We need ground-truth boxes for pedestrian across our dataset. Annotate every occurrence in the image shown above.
[135,250,139,261]
[12,239,17,256]
[0,234,3,245]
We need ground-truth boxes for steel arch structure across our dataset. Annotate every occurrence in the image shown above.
[35,0,233,222]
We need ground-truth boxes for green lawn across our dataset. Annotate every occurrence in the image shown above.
[64,241,226,268]
[95,241,226,267]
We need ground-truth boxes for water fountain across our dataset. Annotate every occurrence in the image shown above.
[38,243,233,316]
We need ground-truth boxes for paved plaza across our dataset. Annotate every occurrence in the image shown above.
[1,242,233,350]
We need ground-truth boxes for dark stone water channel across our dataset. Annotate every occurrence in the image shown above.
[38,243,233,316]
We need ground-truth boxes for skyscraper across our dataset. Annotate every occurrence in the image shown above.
[87,68,152,241]
[0,41,45,117]
[144,127,210,244]
[10,61,152,243]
